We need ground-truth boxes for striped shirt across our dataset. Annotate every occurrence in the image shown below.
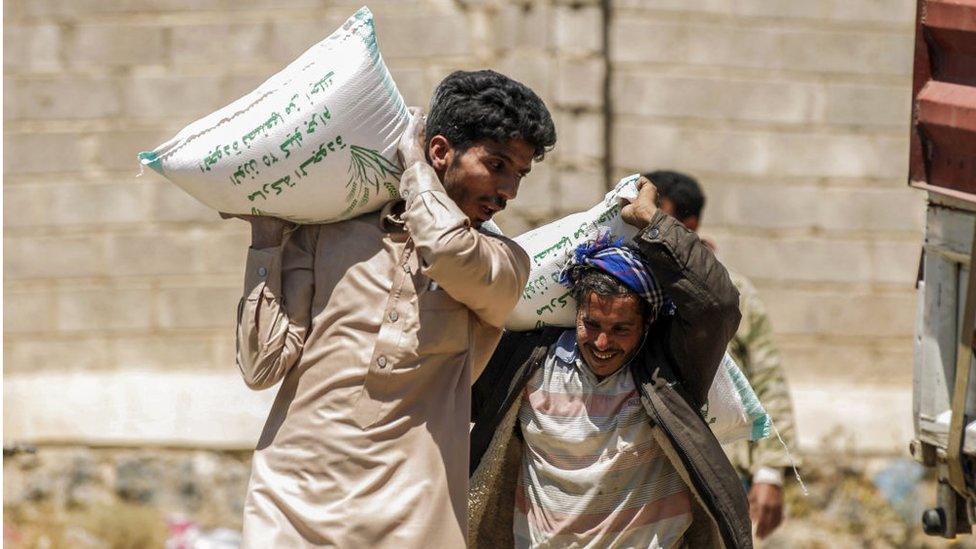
[515,330,692,548]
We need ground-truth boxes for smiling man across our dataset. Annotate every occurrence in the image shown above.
[230,70,555,548]
[469,179,754,548]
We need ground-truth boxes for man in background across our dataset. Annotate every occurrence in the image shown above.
[646,169,800,540]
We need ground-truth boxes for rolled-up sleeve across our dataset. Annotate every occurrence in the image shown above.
[236,226,317,390]
[400,162,530,328]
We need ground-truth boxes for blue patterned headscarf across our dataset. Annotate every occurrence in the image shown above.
[560,233,674,323]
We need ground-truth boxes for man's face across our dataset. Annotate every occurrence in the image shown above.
[575,291,646,379]
[429,137,535,227]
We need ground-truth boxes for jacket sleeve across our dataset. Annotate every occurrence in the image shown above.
[400,162,531,328]
[633,210,741,406]
[235,225,317,390]
[728,273,800,477]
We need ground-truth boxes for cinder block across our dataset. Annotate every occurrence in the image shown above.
[779,337,914,386]
[112,335,218,371]
[824,83,912,127]
[613,72,824,124]
[733,0,915,25]
[171,23,269,66]
[198,231,251,275]
[719,236,874,283]
[23,0,221,17]
[4,337,113,374]
[56,287,154,332]
[39,181,150,227]
[267,17,348,64]
[4,234,106,279]
[612,18,913,76]
[609,19,689,64]
[491,3,551,53]
[375,12,471,59]
[554,5,602,57]
[96,129,176,172]
[774,30,913,76]
[105,232,204,277]
[4,290,55,333]
[720,235,920,285]
[2,183,48,228]
[389,67,426,107]
[498,55,554,102]
[818,187,926,233]
[763,288,917,338]
[156,285,240,329]
[555,167,607,214]
[555,58,604,109]
[697,182,821,229]
[3,24,61,72]
[4,75,121,120]
[150,181,217,224]
[4,132,88,175]
[557,111,605,163]
[613,0,729,12]
[68,24,166,67]
[123,75,225,120]
[613,123,908,179]
[870,240,921,284]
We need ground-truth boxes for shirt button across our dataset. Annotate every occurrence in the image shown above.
[377,356,388,368]
[648,227,660,238]
[389,311,399,322]
[257,267,268,277]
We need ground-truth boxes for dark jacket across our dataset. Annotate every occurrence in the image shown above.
[468,211,752,548]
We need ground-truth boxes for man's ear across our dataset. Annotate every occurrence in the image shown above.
[427,135,454,176]
[683,215,700,232]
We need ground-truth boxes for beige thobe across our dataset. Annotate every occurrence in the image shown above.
[236,162,530,548]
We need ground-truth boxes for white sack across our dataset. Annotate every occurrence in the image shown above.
[506,174,642,331]
[702,353,772,445]
[138,6,408,224]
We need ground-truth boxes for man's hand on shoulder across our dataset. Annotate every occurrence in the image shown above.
[620,176,659,230]
[397,107,427,171]
[220,212,292,249]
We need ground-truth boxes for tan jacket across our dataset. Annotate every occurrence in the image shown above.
[235,162,530,548]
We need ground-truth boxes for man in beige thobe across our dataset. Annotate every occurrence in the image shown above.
[232,70,556,547]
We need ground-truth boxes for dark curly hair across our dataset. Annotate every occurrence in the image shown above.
[643,170,705,221]
[426,70,556,160]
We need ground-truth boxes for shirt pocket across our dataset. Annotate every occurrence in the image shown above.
[415,288,470,355]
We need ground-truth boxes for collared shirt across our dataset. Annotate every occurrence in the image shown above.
[515,330,693,548]
[235,162,530,548]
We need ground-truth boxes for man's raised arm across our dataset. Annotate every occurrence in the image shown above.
[234,217,316,390]
[623,178,741,405]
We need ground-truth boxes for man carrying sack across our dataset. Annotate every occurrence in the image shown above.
[230,70,556,547]
[468,178,753,548]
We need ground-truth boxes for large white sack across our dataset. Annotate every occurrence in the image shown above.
[138,6,408,224]
[702,353,771,444]
[506,174,642,331]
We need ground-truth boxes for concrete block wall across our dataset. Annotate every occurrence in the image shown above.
[4,0,924,454]
[609,0,923,452]
[2,0,603,446]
